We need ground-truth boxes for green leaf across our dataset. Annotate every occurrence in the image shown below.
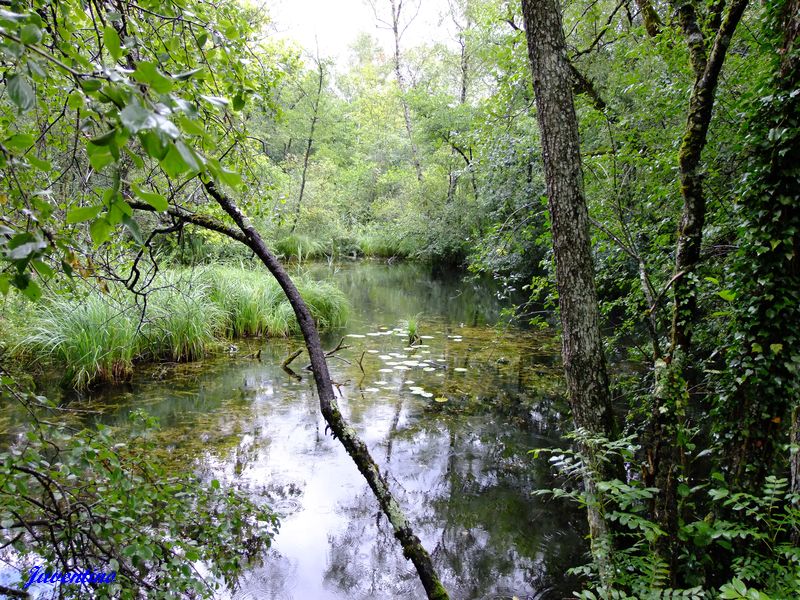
[90,129,117,146]
[79,79,103,92]
[27,155,51,171]
[139,131,169,160]
[67,90,84,110]
[160,143,190,177]
[133,186,168,211]
[4,133,34,151]
[89,218,112,245]
[179,117,207,138]
[0,9,28,22]
[7,239,47,259]
[184,548,200,562]
[7,74,35,111]
[717,289,736,302]
[103,26,122,60]
[175,140,201,172]
[121,215,143,245]
[66,205,103,223]
[20,24,43,45]
[19,278,41,301]
[87,144,115,171]
[32,259,54,278]
[120,101,155,134]
[200,95,229,109]
[173,67,203,81]
[133,62,173,94]
[217,167,242,189]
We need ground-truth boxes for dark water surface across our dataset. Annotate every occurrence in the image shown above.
[43,262,587,599]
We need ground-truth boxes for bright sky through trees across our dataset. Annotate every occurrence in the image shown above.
[269,0,454,62]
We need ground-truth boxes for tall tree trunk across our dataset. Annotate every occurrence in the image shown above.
[646,0,749,583]
[143,183,451,600]
[520,0,619,582]
[389,0,424,182]
[291,59,325,233]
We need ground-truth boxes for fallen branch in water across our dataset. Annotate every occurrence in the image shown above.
[282,348,303,369]
[142,181,450,600]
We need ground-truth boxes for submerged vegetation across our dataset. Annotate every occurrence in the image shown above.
[12,267,348,389]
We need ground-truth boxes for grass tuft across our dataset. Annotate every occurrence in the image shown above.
[21,294,140,389]
[274,234,326,262]
[357,232,412,259]
[15,266,349,389]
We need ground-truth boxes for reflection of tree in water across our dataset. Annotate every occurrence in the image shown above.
[311,261,514,328]
[232,550,297,600]
[324,400,585,600]
[324,488,422,599]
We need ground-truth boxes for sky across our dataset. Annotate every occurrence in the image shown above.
[267,0,453,65]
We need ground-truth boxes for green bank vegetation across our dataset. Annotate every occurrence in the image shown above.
[9,267,348,389]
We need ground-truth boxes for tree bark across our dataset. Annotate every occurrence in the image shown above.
[447,5,471,203]
[670,0,749,355]
[135,185,449,600]
[520,0,619,581]
[634,0,662,37]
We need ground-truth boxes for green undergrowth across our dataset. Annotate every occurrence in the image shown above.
[12,266,348,389]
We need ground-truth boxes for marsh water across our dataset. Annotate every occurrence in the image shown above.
[38,262,586,599]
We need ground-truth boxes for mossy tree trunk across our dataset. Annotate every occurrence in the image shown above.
[646,0,749,582]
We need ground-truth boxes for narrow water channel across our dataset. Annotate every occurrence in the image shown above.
[39,262,587,599]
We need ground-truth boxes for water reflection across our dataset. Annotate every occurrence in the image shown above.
[25,262,585,599]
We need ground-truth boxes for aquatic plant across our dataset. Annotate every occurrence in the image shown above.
[273,234,327,262]
[294,277,350,330]
[201,267,284,337]
[404,313,422,345]
[357,231,413,259]
[21,293,140,389]
[15,267,349,388]
[145,282,224,361]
